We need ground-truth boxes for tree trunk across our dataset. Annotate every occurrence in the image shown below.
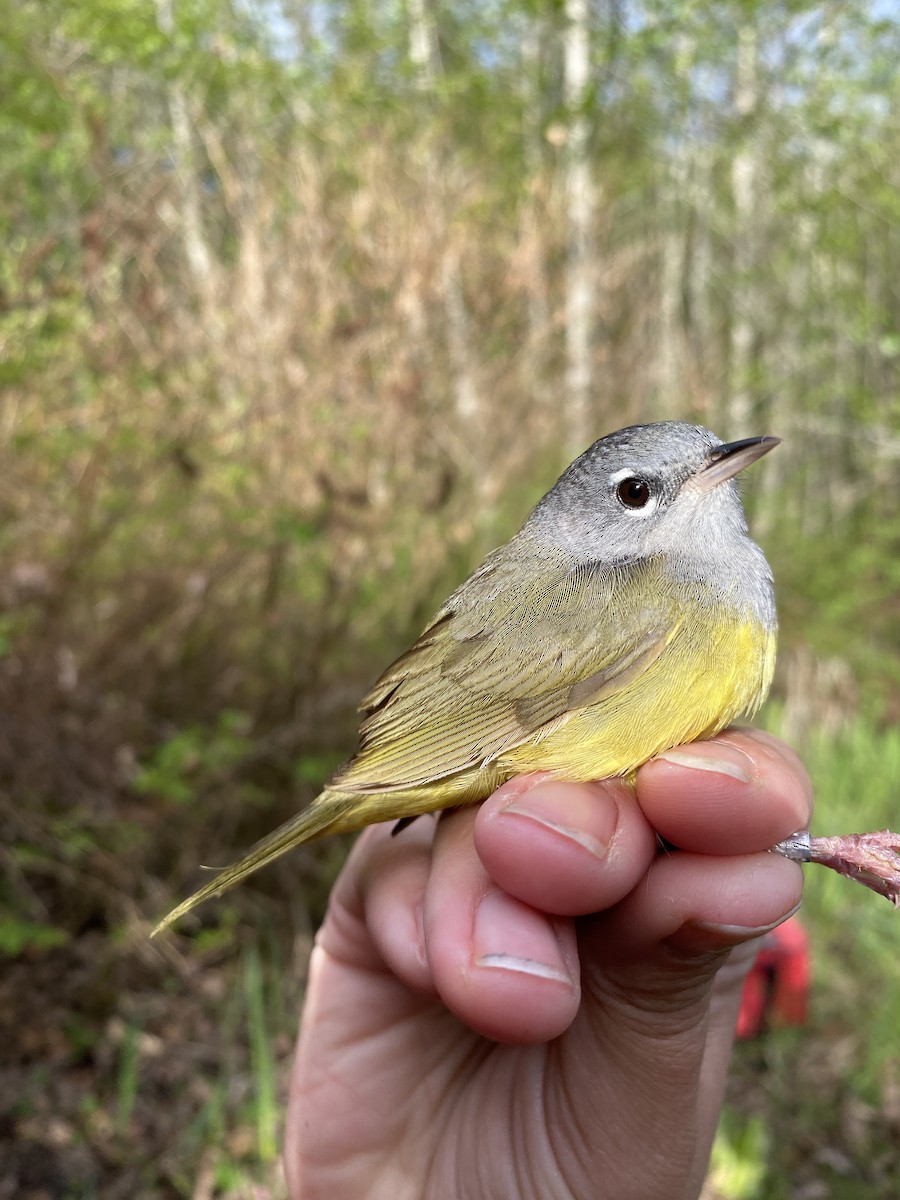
[407,0,482,430]
[728,23,760,436]
[563,0,595,453]
[154,0,216,319]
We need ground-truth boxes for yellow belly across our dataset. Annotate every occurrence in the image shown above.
[328,611,775,825]
[501,612,774,780]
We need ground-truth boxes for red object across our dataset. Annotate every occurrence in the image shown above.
[736,915,810,1039]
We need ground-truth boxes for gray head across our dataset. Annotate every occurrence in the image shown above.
[525,421,778,570]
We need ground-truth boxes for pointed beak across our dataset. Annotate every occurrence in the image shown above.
[693,435,780,491]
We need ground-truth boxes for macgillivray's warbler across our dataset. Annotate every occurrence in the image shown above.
[153,421,779,935]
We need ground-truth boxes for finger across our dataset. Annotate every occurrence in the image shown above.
[637,728,813,854]
[693,938,765,1174]
[549,850,802,1198]
[474,774,658,916]
[423,805,582,1044]
[316,819,439,996]
[589,846,803,963]
[576,847,803,1032]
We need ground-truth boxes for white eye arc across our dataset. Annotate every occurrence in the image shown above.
[609,467,659,515]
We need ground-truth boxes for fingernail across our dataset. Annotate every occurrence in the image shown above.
[654,741,755,784]
[473,890,573,986]
[670,902,802,954]
[502,784,617,860]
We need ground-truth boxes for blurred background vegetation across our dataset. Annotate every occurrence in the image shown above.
[2,0,900,1195]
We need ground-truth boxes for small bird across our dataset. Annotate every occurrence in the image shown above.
[153,421,778,935]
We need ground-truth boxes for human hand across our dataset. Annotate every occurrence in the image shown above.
[285,730,810,1200]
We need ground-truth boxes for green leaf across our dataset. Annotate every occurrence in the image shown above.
[0,917,69,957]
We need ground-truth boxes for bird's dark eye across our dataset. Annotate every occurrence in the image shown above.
[616,477,652,509]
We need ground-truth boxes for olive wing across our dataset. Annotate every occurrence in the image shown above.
[337,554,680,790]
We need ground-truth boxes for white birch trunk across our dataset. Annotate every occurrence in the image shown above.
[407,0,481,427]
[688,147,714,376]
[728,24,759,436]
[657,160,685,418]
[563,0,595,452]
[521,14,550,396]
[154,0,215,315]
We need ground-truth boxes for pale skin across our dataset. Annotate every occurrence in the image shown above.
[285,729,811,1200]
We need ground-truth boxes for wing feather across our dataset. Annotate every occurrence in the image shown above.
[337,552,679,791]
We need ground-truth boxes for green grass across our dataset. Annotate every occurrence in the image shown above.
[163,932,297,1197]
[243,943,280,1164]
[115,1021,141,1136]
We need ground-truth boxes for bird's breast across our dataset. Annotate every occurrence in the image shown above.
[500,608,775,780]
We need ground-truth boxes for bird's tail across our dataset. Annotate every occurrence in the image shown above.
[151,789,361,936]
